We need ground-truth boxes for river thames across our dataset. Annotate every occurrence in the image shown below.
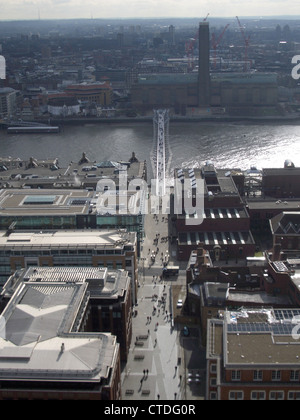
[1,121,300,175]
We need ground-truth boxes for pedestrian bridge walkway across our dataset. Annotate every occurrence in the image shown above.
[151,109,173,197]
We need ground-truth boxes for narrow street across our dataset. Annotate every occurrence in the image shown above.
[121,212,185,401]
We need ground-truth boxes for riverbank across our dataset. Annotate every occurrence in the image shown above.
[35,113,300,127]
[1,113,300,130]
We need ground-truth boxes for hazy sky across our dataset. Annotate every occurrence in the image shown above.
[0,0,299,20]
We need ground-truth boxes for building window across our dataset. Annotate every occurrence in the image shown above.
[231,370,241,381]
[290,370,300,382]
[210,392,217,400]
[272,370,281,382]
[269,391,284,400]
[229,391,244,400]
[288,391,300,400]
[210,378,217,387]
[210,364,217,374]
[253,370,263,381]
[251,391,266,400]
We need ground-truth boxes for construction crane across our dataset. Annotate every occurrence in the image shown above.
[185,38,196,70]
[211,24,230,69]
[236,16,251,72]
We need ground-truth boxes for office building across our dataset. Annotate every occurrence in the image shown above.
[0,88,17,118]
[0,229,138,304]
[0,189,94,231]
[0,188,145,256]
[207,308,300,400]
[0,267,122,400]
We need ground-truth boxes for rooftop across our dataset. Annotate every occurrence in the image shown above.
[136,72,278,86]
[211,72,278,85]
[0,229,136,251]
[175,166,240,196]
[0,189,93,216]
[263,167,300,176]
[0,267,121,382]
[270,211,300,235]
[178,231,255,247]
[3,266,130,300]
[0,154,146,190]
[209,308,300,367]
[137,73,198,86]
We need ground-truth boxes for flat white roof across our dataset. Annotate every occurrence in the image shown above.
[0,229,136,249]
[0,277,118,382]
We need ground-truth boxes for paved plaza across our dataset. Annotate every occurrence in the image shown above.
[121,213,185,401]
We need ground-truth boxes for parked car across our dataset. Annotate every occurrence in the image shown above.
[177,299,183,308]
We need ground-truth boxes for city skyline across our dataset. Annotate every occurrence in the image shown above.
[0,0,299,21]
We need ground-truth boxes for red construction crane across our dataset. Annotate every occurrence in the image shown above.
[236,16,251,72]
[211,24,230,69]
[185,39,196,69]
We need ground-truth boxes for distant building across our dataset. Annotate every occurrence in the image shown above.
[131,22,278,114]
[65,82,112,106]
[0,267,122,400]
[207,308,300,400]
[47,94,80,116]
[0,88,17,118]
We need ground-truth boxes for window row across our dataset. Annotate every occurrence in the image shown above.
[231,369,300,382]
[210,391,300,400]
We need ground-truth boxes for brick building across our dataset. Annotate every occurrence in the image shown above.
[207,308,300,400]
[131,24,278,115]
[270,212,300,256]
[262,166,300,199]
[175,164,255,261]
[65,82,112,106]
